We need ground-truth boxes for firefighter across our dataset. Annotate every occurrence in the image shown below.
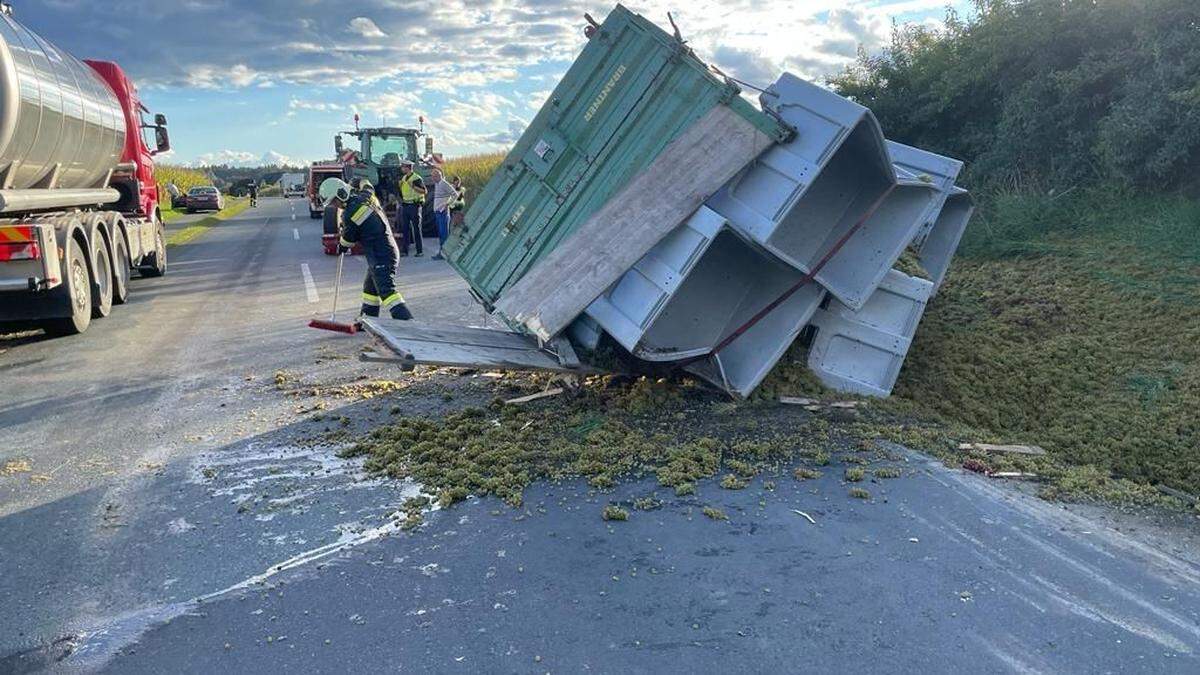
[319,177,413,320]
[397,160,426,257]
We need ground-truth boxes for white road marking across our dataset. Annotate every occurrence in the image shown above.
[291,213,296,221]
[300,263,319,303]
[293,228,299,240]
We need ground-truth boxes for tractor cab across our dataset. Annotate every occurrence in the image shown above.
[334,119,435,206]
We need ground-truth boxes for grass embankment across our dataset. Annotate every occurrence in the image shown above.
[899,189,1200,496]
[165,198,251,246]
[758,188,1200,500]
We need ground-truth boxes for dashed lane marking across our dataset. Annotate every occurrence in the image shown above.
[301,263,319,303]
[293,228,299,241]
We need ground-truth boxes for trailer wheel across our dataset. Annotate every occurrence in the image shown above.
[91,237,114,318]
[112,236,130,304]
[139,221,166,278]
[322,205,341,236]
[42,239,92,336]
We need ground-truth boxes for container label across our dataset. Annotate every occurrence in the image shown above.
[534,139,552,159]
[584,64,626,122]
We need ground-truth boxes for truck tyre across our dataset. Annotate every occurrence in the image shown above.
[42,239,92,336]
[139,221,166,278]
[112,236,130,305]
[310,209,322,219]
[91,236,114,318]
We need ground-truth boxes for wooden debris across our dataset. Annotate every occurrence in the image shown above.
[990,472,1039,480]
[1155,484,1198,506]
[504,388,565,405]
[779,396,818,406]
[829,401,861,409]
[790,509,816,524]
[958,442,1047,456]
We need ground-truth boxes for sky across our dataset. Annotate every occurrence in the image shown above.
[18,0,971,167]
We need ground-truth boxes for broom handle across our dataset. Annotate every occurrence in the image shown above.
[330,252,344,321]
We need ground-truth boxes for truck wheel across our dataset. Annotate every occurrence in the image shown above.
[139,222,166,278]
[42,239,92,336]
[91,237,114,318]
[112,237,130,304]
[310,209,322,219]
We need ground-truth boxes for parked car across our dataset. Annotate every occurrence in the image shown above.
[186,186,224,213]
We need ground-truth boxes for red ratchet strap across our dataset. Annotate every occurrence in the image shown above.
[686,182,898,366]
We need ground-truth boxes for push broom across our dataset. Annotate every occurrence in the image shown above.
[308,251,359,334]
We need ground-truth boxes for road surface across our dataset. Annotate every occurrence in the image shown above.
[1,197,1199,673]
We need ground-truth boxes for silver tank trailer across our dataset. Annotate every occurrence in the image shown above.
[0,11,126,191]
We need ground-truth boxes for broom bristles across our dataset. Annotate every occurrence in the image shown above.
[308,319,358,334]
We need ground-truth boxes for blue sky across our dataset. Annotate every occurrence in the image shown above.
[20,0,970,166]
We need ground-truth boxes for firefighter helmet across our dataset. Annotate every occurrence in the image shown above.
[318,177,351,206]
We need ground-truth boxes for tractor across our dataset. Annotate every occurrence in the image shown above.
[315,116,441,254]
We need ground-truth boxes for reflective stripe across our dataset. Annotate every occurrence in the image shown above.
[350,204,371,225]
[381,292,404,308]
[361,292,381,306]
[339,237,354,247]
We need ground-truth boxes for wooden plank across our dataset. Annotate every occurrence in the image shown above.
[360,318,597,374]
[550,335,581,368]
[493,105,776,341]
[1156,484,1198,506]
[364,319,538,351]
[504,388,565,405]
[779,396,819,406]
[958,442,1047,456]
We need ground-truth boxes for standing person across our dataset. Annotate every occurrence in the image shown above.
[429,167,456,260]
[449,176,466,230]
[318,177,414,320]
[397,160,426,257]
[248,181,258,207]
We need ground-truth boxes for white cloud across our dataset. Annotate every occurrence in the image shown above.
[348,17,388,39]
[190,149,300,167]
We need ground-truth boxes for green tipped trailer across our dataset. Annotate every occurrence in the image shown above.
[444,4,791,330]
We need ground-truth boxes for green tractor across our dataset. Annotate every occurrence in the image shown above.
[333,117,440,235]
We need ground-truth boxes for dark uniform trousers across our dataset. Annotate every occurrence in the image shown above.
[340,193,413,320]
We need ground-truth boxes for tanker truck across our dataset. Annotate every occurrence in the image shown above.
[0,6,171,336]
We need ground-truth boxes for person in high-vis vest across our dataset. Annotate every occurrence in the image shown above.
[319,177,413,321]
[397,160,426,257]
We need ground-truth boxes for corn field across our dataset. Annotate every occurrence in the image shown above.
[442,152,505,205]
[154,165,212,193]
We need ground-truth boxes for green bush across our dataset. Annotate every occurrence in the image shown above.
[830,0,1200,193]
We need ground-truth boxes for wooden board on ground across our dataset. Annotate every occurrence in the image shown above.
[493,105,777,342]
[360,318,598,374]
[958,442,1047,456]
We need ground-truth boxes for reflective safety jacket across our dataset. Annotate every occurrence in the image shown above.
[399,172,425,204]
[339,190,392,247]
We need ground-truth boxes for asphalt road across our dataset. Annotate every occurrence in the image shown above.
[1,197,1199,673]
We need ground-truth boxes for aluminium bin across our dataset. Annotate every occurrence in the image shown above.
[705,73,937,310]
[683,278,826,399]
[442,4,791,308]
[886,140,963,251]
[810,167,940,310]
[806,268,934,397]
[583,206,729,361]
[916,186,974,294]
